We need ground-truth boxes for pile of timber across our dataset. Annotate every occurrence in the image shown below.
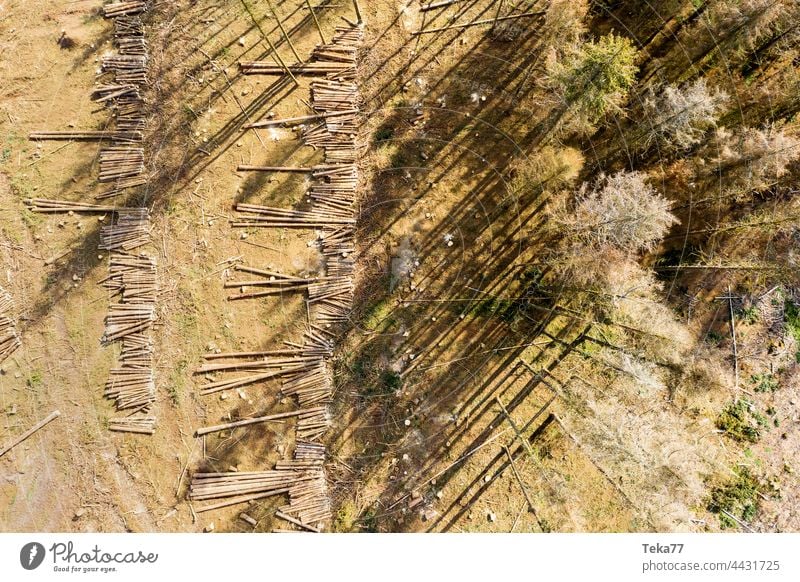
[189,467,318,512]
[103,303,155,344]
[100,210,156,431]
[104,361,154,409]
[102,54,148,84]
[275,442,331,528]
[21,3,155,434]
[0,287,21,364]
[114,15,145,36]
[94,5,149,196]
[194,326,334,399]
[117,36,147,55]
[319,226,355,277]
[112,95,147,132]
[232,201,354,228]
[232,25,363,326]
[195,406,328,438]
[102,8,149,154]
[28,6,149,197]
[276,26,364,527]
[91,83,142,103]
[103,1,148,18]
[101,286,156,421]
[99,207,151,251]
[103,303,155,411]
[101,253,157,303]
[296,407,330,441]
[240,27,360,78]
[241,24,362,82]
[193,25,365,529]
[97,176,148,201]
[98,6,156,434]
[280,360,333,406]
[308,277,354,325]
[99,147,145,182]
[108,415,155,434]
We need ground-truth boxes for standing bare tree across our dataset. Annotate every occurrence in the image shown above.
[710,126,800,194]
[641,79,728,151]
[702,0,788,56]
[553,171,679,253]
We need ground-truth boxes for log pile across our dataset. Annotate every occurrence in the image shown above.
[99,147,145,182]
[99,207,151,251]
[103,1,148,18]
[189,468,313,501]
[224,264,326,301]
[195,406,328,437]
[98,2,156,434]
[102,54,148,84]
[280,360,333,406]
[232,202,354,228]
[108,415,156,435]
[192,24,364,528]
[101,253,157,303]
[189,466,321,513]
[240,24,361,83]
[194,326,334,399]
[101,212,156,431]
[275,442,331,527]
[0,287,21,364]
[295,407,330,441]
[232,25,363,327]
[29,5,149,197]
[92,6,149,197]
[308,277,354,324]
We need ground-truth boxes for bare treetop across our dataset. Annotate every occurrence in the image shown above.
[642,79,728,151]
[556,171,679,253]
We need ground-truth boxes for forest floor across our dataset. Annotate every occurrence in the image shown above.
[1,0,798,533]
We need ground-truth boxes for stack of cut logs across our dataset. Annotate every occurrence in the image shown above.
[98,2,150,189]
[99,4,156,435]
[99,207,151,252]
[101,210,157,434]
[231,25,363,327]
[275,442,331,528]
[188,442,331,528]
[0,287,21,364]
[99,147,145,182]
[195,326,334,402]
[224,264,351,306]
[193,24,364,531]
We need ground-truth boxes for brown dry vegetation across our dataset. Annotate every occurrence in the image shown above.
[1,0,799,533]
